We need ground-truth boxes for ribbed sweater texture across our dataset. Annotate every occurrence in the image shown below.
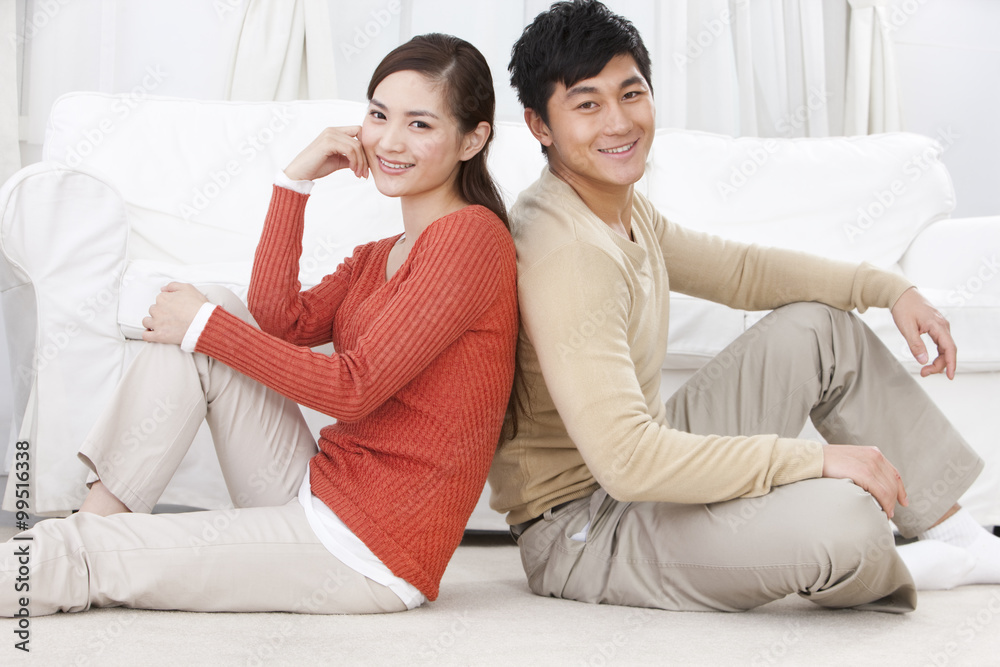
[196,186,518,599]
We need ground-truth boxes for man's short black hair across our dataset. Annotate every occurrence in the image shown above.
[509,0,653,126]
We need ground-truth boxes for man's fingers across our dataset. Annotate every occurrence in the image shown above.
[920,359,940,377]
[879,460,907,517]
[938,329,958,380]
[907,335,929,365]
[918,327,957,379]
[896,314,928,365]
[873,481,896,518]
[872,479,899,518]
[822,445,906,518]
[859,448,904,518]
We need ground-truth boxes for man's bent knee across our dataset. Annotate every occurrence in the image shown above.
[762,301,843,336]
[786,478,901,597]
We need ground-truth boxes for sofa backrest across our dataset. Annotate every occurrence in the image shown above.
[644,128,956,268]
[41,93,547,287]
[43,92,956,282]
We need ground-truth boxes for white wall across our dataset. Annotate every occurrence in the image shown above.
[889,0,1000,218]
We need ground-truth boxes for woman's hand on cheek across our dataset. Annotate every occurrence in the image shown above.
[142,282,209,345]
[283,126,369,182]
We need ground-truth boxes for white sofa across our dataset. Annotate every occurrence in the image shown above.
[2,92,998,531]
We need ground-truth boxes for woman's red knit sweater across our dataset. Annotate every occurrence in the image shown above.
[194,186,518,600]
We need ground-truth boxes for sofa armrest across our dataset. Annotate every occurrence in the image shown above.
[893,215,1000,374]
[900,215,1000,299]
[0,164,130,514]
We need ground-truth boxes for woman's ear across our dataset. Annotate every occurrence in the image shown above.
[460,121,492,161]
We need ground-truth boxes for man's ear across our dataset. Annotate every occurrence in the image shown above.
[460,121,491,161]
[524,108,554,148]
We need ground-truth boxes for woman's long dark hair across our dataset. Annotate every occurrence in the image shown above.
[367,34,525,439]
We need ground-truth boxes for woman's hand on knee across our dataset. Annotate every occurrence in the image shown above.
[142,282,209,345]
[284,126,369,181]
[821,445,908,519]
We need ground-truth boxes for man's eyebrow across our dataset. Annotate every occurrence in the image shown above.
[565,84,599,99]
[369,98,439,119]
[564,77,647,98]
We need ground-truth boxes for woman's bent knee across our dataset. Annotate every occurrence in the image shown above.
[199,285,254,324]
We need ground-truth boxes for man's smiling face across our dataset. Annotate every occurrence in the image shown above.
[527,54,655,194]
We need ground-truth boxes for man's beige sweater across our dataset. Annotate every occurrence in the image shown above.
[488,169,914,526]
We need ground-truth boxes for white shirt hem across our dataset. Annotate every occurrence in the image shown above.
[297,468,426,610]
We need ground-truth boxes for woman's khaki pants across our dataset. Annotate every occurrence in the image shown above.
[516,303,983,613]
[1,287,405,616]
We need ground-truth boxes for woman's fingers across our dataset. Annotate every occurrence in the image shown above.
[285,126,366,181]
[142,284,208,345]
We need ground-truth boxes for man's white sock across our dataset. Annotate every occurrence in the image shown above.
[896,540,975,590]
[918,509,1000,586]
[921,508,983,547]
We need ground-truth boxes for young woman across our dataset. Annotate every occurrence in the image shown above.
[1,33,517,615]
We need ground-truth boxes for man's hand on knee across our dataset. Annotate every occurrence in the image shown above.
[821,445,908,518]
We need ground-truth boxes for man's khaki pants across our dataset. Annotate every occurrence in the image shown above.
[0,288,405,616]
[516,303,983,613]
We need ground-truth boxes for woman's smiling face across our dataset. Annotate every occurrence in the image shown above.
[361,70,466,204]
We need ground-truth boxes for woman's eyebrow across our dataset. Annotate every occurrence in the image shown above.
[406,109,440,119]
[369,98,439,120]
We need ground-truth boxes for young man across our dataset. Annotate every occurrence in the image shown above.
[489,0,1000,613]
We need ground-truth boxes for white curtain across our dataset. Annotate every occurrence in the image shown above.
[1,0,21,183]
[650,0,844,137]
[482,0,821,134]
[10,0,905,161]
[404,0,892,139]
[844,0,902,135]
[227,0,337,101]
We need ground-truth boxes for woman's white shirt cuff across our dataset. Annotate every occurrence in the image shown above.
[180,303,218,353]
[275,170,314,195]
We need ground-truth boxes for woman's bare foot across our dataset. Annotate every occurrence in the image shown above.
[78,480,131,516]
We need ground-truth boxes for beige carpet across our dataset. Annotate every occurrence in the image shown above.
[2,524,1000,666]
